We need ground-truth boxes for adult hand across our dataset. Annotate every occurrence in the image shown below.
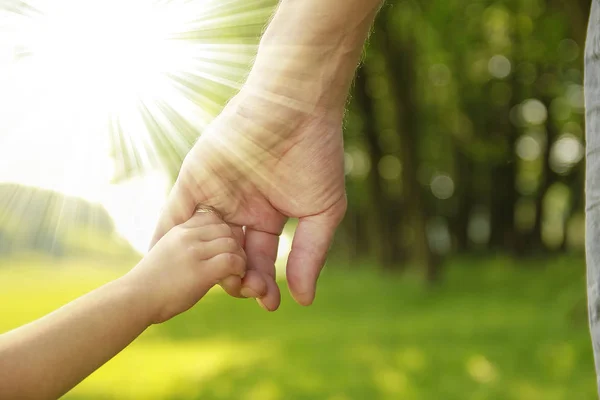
[150,86,347,311]
[151,0,381,311]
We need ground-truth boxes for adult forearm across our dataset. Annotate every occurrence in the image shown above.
[0,276,152,400]
[246,0,383,112]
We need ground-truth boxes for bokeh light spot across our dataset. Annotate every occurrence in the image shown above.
[429,63,451,86]
[466,354,498,384]
[347,147,371,179]
[378,155,402,181]
[468,207,491,245]
[430,174,455,200]
[550,134,584,174]
[520,99,547,125]
[516,134,541,161]
[488,54,511,79]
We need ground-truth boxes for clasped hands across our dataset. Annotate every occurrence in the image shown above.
[146,86,347,313]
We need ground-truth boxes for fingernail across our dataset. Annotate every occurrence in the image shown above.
[256,298,269,311]
[240,288,258,298]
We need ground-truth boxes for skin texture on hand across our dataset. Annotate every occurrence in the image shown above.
[151,0,383,311]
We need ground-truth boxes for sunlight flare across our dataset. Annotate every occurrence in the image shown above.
[0,0,275,252]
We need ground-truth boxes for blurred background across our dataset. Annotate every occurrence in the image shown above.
[0,0,595,398]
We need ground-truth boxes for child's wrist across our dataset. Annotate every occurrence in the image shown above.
[114,272,157,328]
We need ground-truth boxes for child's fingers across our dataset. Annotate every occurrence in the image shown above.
[182,205,249,296]
[187,223,234,241]
[206,253,246,281]
[197,237,247,263]
[217,228,248,297]
[184,207,245,245]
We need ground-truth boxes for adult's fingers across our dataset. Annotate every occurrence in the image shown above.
[150,181,197,249]
[286,197,346,306]
[241,228,282,311]
[256,274,281,312]
[238,269,268,297]
[183,208,224,230]
[231,225,245,248]
[219,276,243,297]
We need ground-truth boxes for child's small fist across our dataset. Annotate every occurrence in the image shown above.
[126,210,247,324]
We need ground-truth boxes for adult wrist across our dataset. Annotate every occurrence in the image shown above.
[245,0,381,112]
[245,47,351,115]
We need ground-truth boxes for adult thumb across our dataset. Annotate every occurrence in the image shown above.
[285,197,346,306]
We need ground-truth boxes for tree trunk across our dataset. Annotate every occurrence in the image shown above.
[353,67,404,269]
[489,157,517,251]
[375,18,439,281]
[453,148,475,252]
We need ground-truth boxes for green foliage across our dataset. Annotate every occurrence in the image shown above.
[342,0,589,269]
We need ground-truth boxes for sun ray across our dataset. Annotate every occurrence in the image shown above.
[0,0,278,253]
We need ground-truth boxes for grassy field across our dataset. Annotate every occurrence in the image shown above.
[0,255,596,400]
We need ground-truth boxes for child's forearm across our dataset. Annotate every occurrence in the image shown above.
[0,274,153,400]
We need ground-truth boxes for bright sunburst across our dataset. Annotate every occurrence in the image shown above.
[0,0,275,253]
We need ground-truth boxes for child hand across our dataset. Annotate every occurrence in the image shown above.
[126,209,247,324]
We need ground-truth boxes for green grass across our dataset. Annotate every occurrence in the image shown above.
[0,255,596,400]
